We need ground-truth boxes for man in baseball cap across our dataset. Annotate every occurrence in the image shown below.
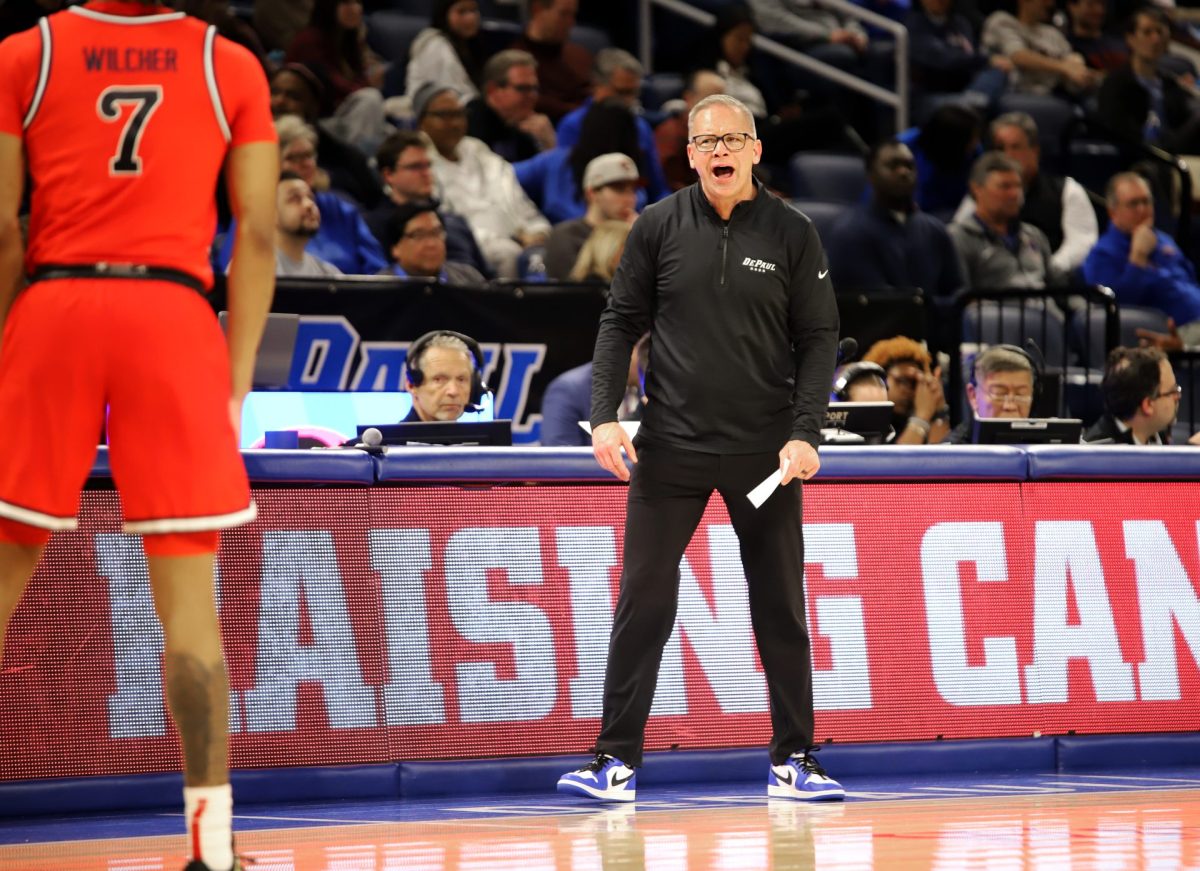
[545,152,642,279]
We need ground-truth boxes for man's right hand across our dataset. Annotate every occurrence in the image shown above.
[1130,221,1159,266]
[1137,317,1184,352]
[592,421,638,481]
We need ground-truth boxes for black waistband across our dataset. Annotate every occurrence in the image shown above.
[29,263,208,294]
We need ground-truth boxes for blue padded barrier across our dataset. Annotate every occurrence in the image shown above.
[1057,733,1200,771]
[89,448,377,484]
[815,446,1028,481]
[233,763,401,804]
[377,447,613,482]
[1024,445,1200,480]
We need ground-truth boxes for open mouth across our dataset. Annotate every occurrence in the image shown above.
[713,165,735,179]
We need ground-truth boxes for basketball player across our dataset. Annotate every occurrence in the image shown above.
[0,3,277,869]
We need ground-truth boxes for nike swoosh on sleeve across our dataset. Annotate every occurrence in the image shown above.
[818,269,829,279]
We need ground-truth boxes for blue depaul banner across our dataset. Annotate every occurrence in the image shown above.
[212,277,607,445]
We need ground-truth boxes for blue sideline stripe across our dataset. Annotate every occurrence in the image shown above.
[9,735,1188,816]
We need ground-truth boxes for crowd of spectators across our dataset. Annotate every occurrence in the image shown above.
[4,0,1200,443]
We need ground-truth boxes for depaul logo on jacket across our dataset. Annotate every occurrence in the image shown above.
[742,257,778,274]
[285,316,545,441]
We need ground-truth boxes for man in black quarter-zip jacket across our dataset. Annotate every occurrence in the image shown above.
[556,94,844,804]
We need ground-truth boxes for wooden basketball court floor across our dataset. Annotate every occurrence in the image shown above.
[3,769,1199,870]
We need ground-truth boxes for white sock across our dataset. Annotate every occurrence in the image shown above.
[184,784,234,870]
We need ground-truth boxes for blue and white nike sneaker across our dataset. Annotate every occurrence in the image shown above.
[768,751,845,801]
[557,753,637,802]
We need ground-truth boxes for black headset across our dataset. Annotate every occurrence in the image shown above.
[833,361,888,401]
[406,330,489,410]
[969,343,1041,398]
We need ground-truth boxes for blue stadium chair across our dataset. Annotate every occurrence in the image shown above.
[517,245,549,282]
[789,200,845,242]
[995,93,1077,167]
[367,11,427,65]
[642,73,684,112]
[570,24,611,56]
[962,300,1068,366]
[789,153,867,204]
[1118,305,1171,348]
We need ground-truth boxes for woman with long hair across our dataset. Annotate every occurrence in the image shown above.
[287,0,389,153]
[406,0,485,101]
[569,220,632,283]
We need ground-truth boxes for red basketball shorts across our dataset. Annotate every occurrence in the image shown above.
[0,278,255,534]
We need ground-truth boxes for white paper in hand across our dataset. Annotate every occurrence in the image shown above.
[747,459,790,509]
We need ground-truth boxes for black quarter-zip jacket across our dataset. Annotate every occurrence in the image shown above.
[590,181,840,453]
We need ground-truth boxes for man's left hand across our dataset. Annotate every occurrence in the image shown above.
[780,439,819,485]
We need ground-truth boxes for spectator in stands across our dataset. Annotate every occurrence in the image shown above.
[907,0,1010,112]
[1096,7,1200,154]
[253,0,311,53]
[1084,346,1192,443]
[287,0,389,154]
[406,0,485,104]
[747,0,871,71]
[950,152,1059,289]
[656,70,728,192]
[862,336,951,443]
[540,334,649,446]
[380,201,486,285]
[544,153,640,279]
[515,102,650,225]
[220,116,386,275]
[898,102,983,219]
[825,139,965,296]
[269,63,381,208]
[179,0,270,72]
[702,4,770,118]
[467,50,557,163]
[1064,0,1128,72]
[554,49,670,204]
[366,130,490,278]
[946,345,1037,442]
[418,83,551,278]
[569,220,632,283]
[980,0,1100,96]
[404,333,480,422]
[1082,172,1200,345]
[511,0,592,122]
[274,173,343,278]
[954,112,1098,273]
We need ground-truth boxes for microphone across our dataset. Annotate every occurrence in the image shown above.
[360,427,383,448]
[837,337,858,364]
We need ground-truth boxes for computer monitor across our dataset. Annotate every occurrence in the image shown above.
[218,311,299,390]
[823,401,894,444]
[360,420,513,447]
[971,417,1082,444]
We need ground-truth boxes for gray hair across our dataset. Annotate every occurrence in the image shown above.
[594,48,644,84]
[483,49,537,87]
[973,345,1034,384]
[411,334,472,373]
[969,151,1022,188]
[990,111,1038,149]
[275,113,318,152]
[687,94,757,140]
[1105,171,1151,207]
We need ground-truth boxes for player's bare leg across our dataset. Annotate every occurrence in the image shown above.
[147,551,236,871]
[0,542,45,662]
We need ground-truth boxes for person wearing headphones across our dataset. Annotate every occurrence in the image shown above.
[946,344,1037,443]
[403,331,485,422]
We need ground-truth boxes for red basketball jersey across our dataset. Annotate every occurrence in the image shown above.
[0,1,276,288]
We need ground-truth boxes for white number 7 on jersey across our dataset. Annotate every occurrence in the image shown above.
[96,85,163,177]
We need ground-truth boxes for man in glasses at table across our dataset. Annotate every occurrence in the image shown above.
[559,94,844,804]
[1084,346,1200,445]
[946,345,1038,443]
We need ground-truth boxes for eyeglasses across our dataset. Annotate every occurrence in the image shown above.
[503,83,539,94]
[1119,196,1153,209]
[689,132,755,152]
[1153,383,1183,400]
[396,161,433,172]
[284,149,316,162]
[983,389,1034,404]
[403,228,446,242]
[426,109,466,120]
